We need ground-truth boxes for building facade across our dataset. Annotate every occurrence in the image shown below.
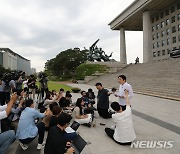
[109,0,180,63]
[0,48,32,75]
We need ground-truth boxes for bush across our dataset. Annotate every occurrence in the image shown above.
[71,87,81,93]
[75,64,108,80]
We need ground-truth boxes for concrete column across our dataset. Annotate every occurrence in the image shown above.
[120,27,127,64]
[143,11,152,63]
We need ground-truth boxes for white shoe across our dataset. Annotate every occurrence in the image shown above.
[19,142,28,150]
[42,141,46,146]
[37,143,44,150]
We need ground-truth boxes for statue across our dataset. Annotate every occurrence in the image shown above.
[87,39,113,62]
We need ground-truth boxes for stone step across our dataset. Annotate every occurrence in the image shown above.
[87,58,180,100]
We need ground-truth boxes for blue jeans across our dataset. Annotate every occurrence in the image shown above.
[0,130,15,154]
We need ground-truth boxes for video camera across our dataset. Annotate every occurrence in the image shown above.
[38,73,47,83]
[14,71,25,80]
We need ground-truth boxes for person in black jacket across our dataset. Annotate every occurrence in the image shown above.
[95,83,112,119]
[44,113,74,154]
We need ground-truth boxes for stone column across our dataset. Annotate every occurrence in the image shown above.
[143,11,152,63]
[120,27,127,64]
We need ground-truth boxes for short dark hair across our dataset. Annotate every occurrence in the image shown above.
[59,88,64,92]
[95,82,102,86]
[111,102,121,111]
[81,90,86,95]
[118,75,126,81]
[49,102,58,111]
[25,99,33,107]
[52,106,62,116]
[57,113,72,126]
[88,88,93,92]
[66,93,72,98]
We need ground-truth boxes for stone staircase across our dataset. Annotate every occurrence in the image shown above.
[87,58,180,101]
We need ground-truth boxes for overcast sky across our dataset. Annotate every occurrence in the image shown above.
[0,0,143,72]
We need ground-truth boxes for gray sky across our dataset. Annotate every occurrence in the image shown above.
[0,0,143,72]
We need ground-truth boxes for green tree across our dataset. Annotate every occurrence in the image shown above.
[45,48,88,79]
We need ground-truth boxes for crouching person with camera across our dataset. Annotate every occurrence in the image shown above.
[44,113,74,154]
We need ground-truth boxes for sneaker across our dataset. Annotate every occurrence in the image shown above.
[19,142,28,150]
[37,143,45,150]
[42,141,46,146]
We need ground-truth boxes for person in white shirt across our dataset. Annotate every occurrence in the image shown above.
[105,90,136,145]
[115,75,133,111]
[0,93,18,154]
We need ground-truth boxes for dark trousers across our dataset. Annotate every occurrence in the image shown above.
[0,92,10,105]
[97,108,111,119]
[19,122,45,144]
[41,88,48,99]
[105,128,132,145]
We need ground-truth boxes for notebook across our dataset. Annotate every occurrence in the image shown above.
[70,121,80,131]
[72,134,87,154]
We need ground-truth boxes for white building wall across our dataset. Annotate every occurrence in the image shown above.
[3,52,17,70]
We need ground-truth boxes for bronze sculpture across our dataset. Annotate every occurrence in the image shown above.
[87,39,113,62]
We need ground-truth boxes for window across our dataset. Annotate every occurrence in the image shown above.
[153,52,156,57]
[161,31,165,37]
[157,51,160,56]
[167,38,170,45]
[173,47,176,50]
[167,49,171,55]
[152,26,155,32]
[153,43,156,49]
[172,37,176,43]
[156,24,160,30]
[171,16,175,23]
[167,49,170,54]
[178,24,180,31]
[162,40,165,46]
[178,35,180,42]
[162,50,165,55]
[171,6,175,13]
[160,12,164,18]
[166,10,169,16]
[172,26,176,33]
[177,3,180,10]
[157,33,160,39]
[166,19,170,25]
[161,21,165,28]
[178,14,180,20]
[157,42,160,48]
[156,15,159,21]
[152,34,156,40]
[152,18,154,23]
[166,29,170,35]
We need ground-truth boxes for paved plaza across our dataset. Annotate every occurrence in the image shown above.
[6,83,180,154]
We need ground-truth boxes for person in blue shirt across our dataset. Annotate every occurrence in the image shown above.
[16,99,49,150]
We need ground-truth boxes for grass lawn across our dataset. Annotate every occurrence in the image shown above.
[47,81,72,92]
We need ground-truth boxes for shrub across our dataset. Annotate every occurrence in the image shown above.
[75,64,108,80]
[71,87,81,93]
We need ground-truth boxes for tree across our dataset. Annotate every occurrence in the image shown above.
[45,48,88,79]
